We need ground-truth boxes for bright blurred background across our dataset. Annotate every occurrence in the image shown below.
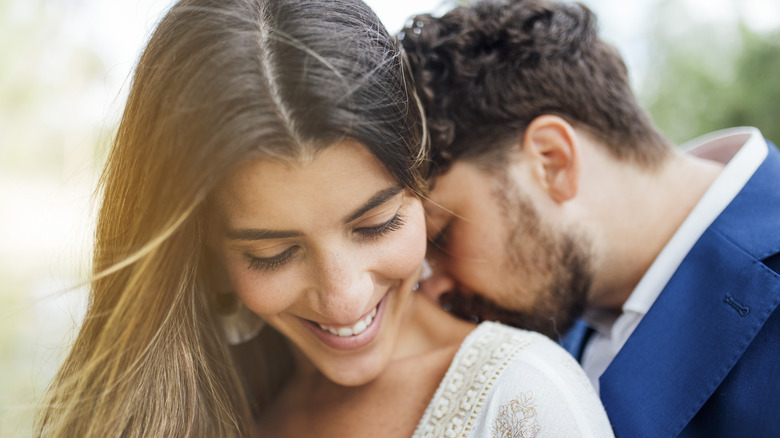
[1,0,778,436]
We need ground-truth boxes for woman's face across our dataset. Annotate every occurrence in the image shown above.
[211,140,426,386]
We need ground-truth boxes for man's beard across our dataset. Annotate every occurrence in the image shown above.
[440,172,593,340]
[438,240,590,339]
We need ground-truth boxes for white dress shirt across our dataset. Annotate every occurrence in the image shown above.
[580,127,769,393]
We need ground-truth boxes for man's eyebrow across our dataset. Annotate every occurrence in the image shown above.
[225,186,404,241]
[343,186,404,224]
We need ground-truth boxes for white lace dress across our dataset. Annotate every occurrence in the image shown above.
[412,321,614,438]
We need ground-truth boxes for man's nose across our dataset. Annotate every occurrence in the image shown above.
[416,260,455,303]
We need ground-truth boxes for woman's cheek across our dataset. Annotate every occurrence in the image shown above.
[228,264,300,316]
[384,202,428,278]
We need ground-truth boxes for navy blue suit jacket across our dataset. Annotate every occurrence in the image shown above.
[564,141,780,437]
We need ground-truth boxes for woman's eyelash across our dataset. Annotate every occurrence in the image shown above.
[356,214,405,239]
[246,214,404,271]
[247,247,298,271]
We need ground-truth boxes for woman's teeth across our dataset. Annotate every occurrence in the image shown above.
[318,307,377,337]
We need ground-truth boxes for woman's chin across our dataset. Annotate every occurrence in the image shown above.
[320,360,385,387]
[287,281,418,387]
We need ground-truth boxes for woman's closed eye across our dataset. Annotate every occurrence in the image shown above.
[247,246,300,271]
[244,212,406,271]
[355,213,405,240]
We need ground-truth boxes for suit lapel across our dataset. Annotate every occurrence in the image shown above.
[599,142,780,437]
[559,318,593,360]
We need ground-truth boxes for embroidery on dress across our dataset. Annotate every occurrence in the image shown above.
[411,322,536,438]
[490,392,541,438]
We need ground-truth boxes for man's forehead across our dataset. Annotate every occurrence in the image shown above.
[423,161,484,217]
[422,194,449,218]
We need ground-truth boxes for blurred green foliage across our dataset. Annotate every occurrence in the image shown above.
[0,0,107,176]
[641,2,780,145]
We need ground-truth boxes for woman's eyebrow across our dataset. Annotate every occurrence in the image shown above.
[226,228,303,241]
[225,186,404,241]
[342,186,403,223]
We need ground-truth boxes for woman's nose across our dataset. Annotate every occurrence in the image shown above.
[315,252,374,324]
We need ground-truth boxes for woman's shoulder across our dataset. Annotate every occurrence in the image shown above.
[413,321,614,438]
[448,321,579,377]
[465,319,558,349]
[471,321,583,367]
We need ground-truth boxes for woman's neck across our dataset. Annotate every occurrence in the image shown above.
[393,292,476,360]
[257,294,475,437]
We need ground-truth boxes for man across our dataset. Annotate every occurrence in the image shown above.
[400,0,780,436]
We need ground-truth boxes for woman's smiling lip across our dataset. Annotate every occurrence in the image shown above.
[300,294,388,351]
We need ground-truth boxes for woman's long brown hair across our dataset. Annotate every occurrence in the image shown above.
[34,0,426,436]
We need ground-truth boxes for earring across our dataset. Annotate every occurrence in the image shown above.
[421,258,433,279]
[413,259,434,291]
[213,291,265,345]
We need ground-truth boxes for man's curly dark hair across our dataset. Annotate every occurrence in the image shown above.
[399,0,670,178]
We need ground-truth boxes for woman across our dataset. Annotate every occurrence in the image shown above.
[35,0,613,436]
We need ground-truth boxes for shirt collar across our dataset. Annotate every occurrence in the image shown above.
[623,127,768,316]
[584,127,768,339]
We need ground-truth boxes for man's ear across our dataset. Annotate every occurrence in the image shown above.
[520,115,581,203]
